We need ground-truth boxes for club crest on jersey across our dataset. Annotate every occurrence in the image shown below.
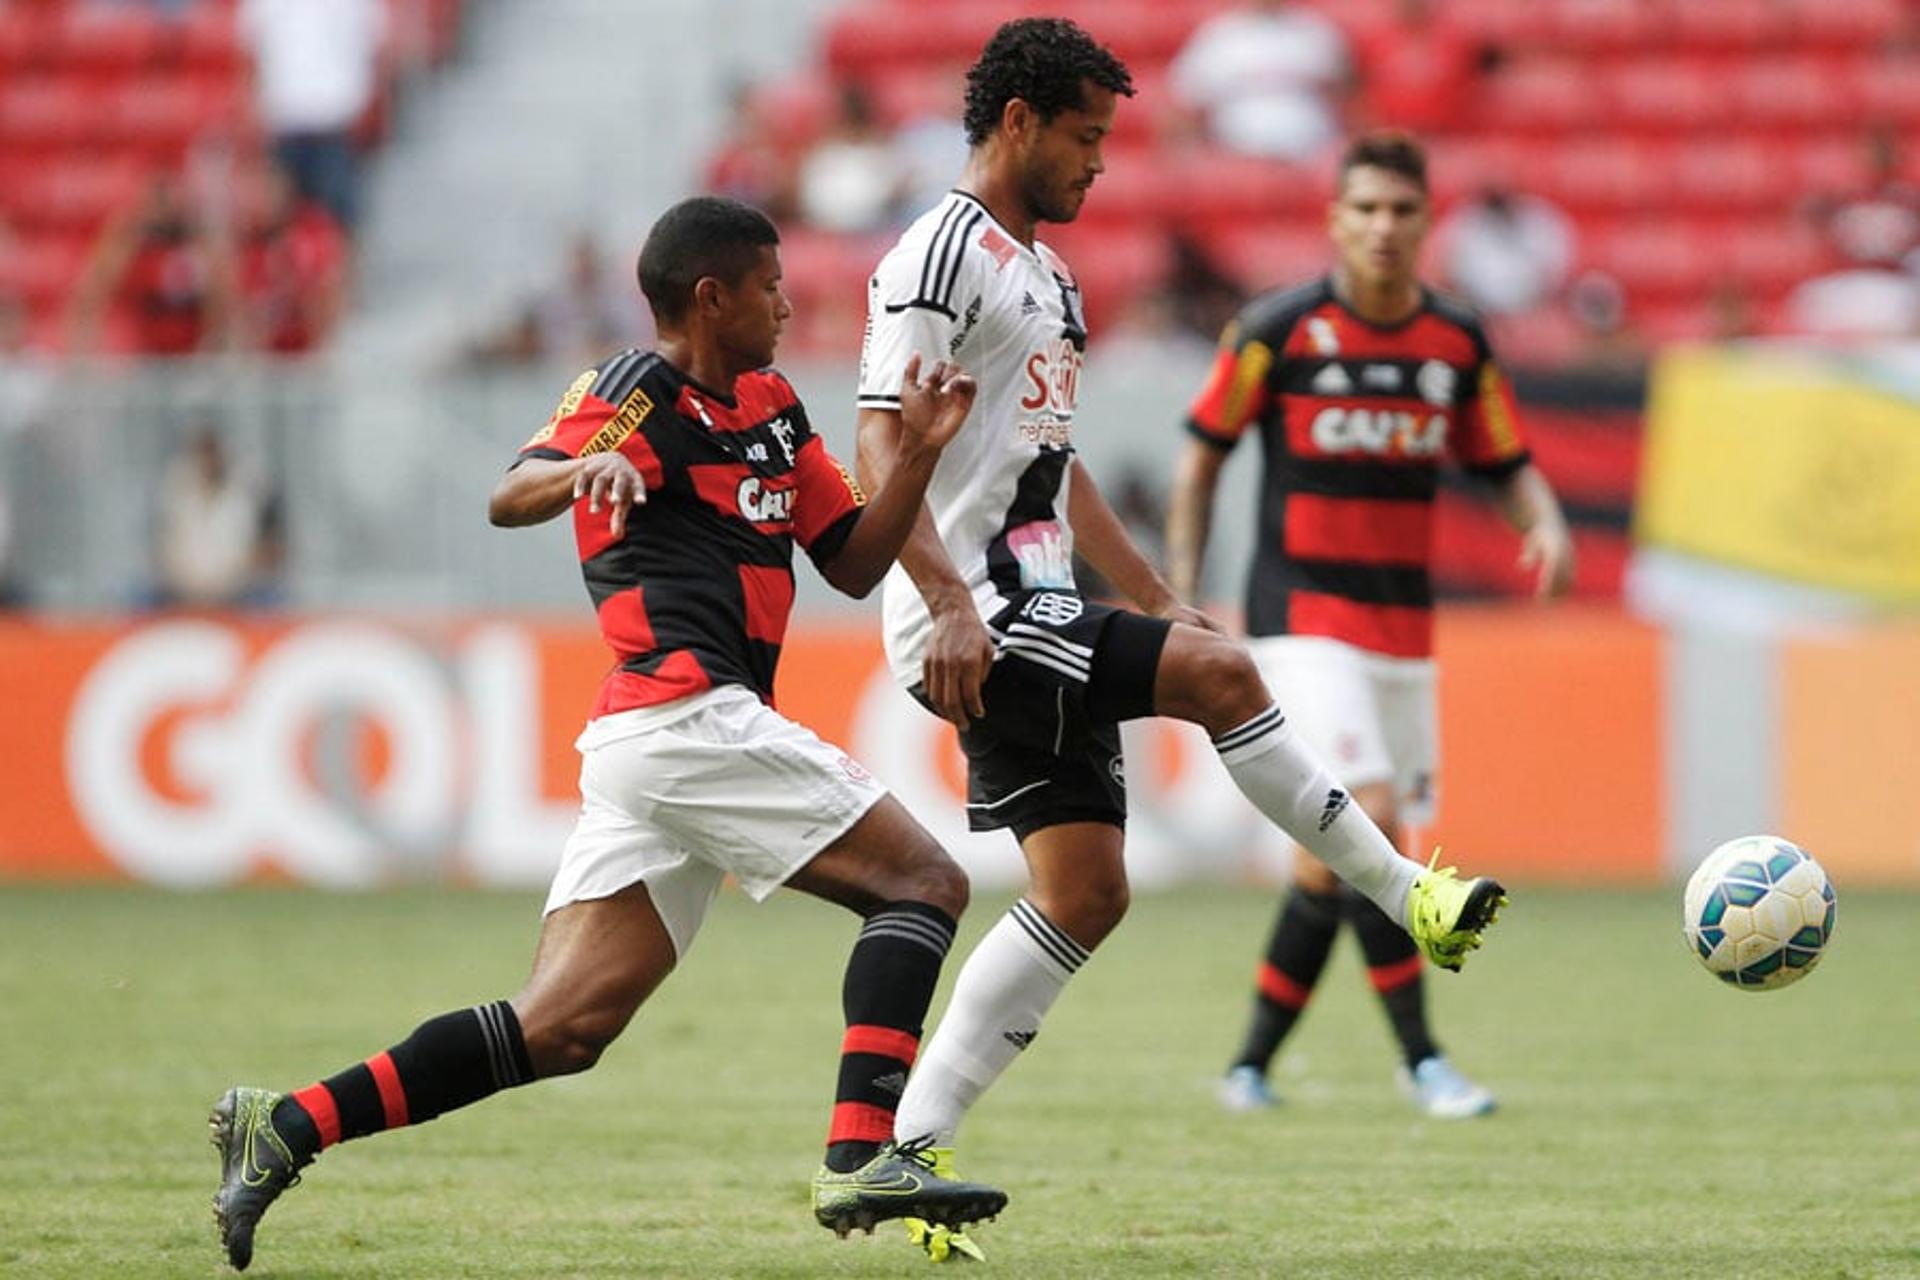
[767,415,797,465]
[736,475,795,524]
[1418,359,1458,407]
[1307,316,1341,356]
[1309,407,1447,457]
[1020,590,1084,626]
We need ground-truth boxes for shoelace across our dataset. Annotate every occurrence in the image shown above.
[891,1135,940,1172]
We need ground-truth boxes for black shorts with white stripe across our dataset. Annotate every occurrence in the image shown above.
[916,590,1171,840]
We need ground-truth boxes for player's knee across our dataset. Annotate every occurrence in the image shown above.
[900,841,970,919]
[532,1009,624,1076]
[1186,640,1268,731]
[1039,876,1129,947]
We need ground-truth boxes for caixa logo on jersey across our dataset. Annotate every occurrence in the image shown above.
[1308,407,1447,457]
[736,476,795,524]
[1019,337,1082,418]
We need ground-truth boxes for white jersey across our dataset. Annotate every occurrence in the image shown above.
[857,190,1088,687]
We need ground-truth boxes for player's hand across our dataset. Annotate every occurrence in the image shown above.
[922,601,994,730]
[573,453,646,540]
[897,353,976,454]
[1156,601,1226,634]
[1518,518,1576,599]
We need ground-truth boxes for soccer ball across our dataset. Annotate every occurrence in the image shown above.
[1682,836,1835,990]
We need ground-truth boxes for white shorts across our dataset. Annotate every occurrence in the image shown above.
[543,684,888,958]
[1247,635,1439,827]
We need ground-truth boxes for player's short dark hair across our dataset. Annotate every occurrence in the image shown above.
[1339,130,1430,194]
[961,17,1134,146]
[636,196,780,323]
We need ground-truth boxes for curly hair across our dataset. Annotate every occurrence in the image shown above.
[1339,130,1429,193]
[961,17,1134,146]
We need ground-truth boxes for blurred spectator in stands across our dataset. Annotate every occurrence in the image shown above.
[796,83,911,234]
[703,82,800,224]
[457,229,647,369]
[1166,231,1246,345]
[147,423,286,611]
[891,106,970,220]
[1564,271,1645,370]
[237,162,350,356]
[1357,0,1500,133]
[67,173,238,357]
[1807,124,1920,272]
[1435,186,1575,316]
[1784,267,1920,339]
[240,0,387,232]
[1703,276,1761,343]
[1166,0,1352,163]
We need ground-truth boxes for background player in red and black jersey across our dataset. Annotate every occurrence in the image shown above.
[207,197,1007,1272]
[1166,133,1575,1119]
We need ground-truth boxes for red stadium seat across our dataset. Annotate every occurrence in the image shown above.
[1669,0,1793,50]
[0,78,104,149]
[1585,222,1717,300]
[1542,139,1662,214]
[1481,61,1597,135]
[1666,136,1794,211]
[1445,0,1555,46]
[1549,0,1667,54]
[1722,222,1833,296]
[1198,221,1328,293]
[1,230,92,310]
[1606,57,1730,133]
[0,154,150,232]
[47,4,168,71]
[1856,59,1920,125]
[1795,0,1906,49]
[1737,57,1857,130]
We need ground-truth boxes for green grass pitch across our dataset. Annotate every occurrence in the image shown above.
[1,883,1915,1278]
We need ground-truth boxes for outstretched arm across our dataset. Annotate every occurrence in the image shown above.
[489,453,643,536]
[1068,458,1220,632]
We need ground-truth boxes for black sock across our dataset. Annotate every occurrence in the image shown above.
[1343,886,1438,1069]
[1230,887,1340,1074]
[823,900,956,1173]
[279,999,534,1160]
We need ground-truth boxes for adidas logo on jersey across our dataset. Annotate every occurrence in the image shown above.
[1019,291,1041,315]
[1003,1028,1038,1050]
[1317,788,1350,832]
[1311,363,1354,395]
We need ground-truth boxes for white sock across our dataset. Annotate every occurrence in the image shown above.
[1214,705,1418,928]
[893,899,1088,1147]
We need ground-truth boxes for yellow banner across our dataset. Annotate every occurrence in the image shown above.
[1638,347,1920,601]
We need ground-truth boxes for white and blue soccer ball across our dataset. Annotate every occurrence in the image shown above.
[1682,835,1836,991]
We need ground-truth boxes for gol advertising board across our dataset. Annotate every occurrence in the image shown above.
[0,613,1669,888]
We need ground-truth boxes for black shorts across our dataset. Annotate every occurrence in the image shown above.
[917,590,1172,841]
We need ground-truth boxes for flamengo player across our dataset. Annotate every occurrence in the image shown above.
[206,197,1006,1271]
[1165,132,1575,1119]
[853,22,1509,1261]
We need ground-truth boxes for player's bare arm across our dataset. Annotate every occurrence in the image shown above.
[856,405,994,730]
[1164,437,1229,605]
[487,453,645,538]
[1066,458,1222,633]
[823,355,976,598]
[1495,462,1576,599]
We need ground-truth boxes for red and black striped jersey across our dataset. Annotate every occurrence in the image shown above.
[517,349,865,716]
[1184,276,1529,659]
